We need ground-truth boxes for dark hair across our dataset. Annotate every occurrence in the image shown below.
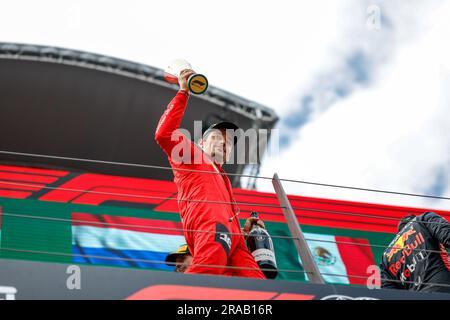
[398,215,416,232]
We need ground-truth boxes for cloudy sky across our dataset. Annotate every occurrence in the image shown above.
[1,0,449,211]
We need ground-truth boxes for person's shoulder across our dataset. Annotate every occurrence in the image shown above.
[417,211,440,221]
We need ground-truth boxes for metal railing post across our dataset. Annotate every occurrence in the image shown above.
[272,173,325,284]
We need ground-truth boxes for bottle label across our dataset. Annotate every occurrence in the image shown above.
[252,249,277,266]
[249,227,270,240]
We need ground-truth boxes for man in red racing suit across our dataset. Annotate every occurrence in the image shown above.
[154,69,265,279]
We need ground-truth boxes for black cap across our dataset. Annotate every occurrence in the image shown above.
[165,244,191,266]
[202,121,240,145]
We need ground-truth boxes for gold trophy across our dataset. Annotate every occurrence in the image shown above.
[164,59,208,94]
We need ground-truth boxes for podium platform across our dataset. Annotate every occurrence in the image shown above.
[0,259,449,300]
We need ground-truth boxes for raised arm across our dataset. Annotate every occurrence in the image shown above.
[154,69,195,156]
[155,90,189,155]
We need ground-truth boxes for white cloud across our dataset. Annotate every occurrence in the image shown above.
[258,0,450,211]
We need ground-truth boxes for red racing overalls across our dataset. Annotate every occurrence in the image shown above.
[155,90,265,279]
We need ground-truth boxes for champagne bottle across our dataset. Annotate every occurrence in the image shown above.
[246,211,278,279]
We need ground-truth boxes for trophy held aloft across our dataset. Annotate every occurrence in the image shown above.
[164,59,208,95]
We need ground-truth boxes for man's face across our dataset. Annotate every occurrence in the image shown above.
[200,128,234,164]
[175,254,193,273]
